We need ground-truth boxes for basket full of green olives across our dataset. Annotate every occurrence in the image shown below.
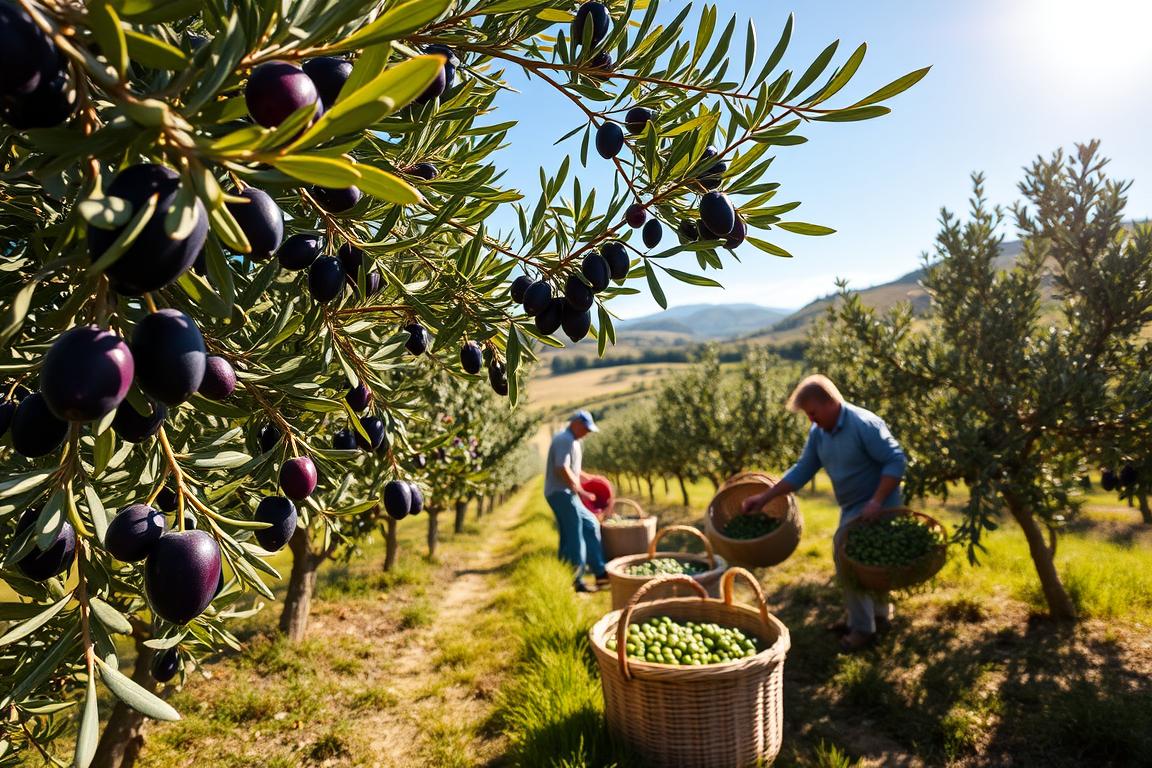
[605,525,728,610]
[839,508,948,591]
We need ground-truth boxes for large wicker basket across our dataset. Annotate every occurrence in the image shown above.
[605,525,728,610]
[706,474,802,568]
[601,499,658,561]
[837,508,948,592]
[589,569,791,768]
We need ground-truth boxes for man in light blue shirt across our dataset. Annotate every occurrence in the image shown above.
[545,410,608,593]
[742,375,907,651]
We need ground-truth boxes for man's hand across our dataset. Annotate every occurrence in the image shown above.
[860,499,884,521]
[578,489,597,504]
[740,492,766,515]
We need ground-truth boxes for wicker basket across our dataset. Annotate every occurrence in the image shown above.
[837,508,948,592]
[601,499,658,561]
[589,568,791,768]
[719,471,775,490]
[605,525,728,610]
[706,475,802,568]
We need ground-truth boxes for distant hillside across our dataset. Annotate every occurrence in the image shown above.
[619,303,792,339]
[748,238,1027,344]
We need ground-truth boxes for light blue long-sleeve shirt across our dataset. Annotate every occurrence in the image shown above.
[781,402,906,515]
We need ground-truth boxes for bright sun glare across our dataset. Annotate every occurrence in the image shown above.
[1008,0,1152,90]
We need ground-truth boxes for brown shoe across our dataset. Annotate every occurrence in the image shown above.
[574,580,598,594]
[594,575,611,588]
[838,630,876,653]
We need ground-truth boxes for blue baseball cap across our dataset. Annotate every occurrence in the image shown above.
[571,410,599,432]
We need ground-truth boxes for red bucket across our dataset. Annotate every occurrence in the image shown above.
[582,475,615,516]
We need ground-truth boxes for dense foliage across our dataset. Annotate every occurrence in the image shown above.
[0,0,923,762]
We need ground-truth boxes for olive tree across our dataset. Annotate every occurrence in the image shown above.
[0,0,924,763]
[808,142,1152,621]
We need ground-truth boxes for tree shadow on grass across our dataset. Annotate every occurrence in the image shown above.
[764,572,1152,767]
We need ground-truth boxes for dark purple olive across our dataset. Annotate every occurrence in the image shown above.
[1101,469,1117,492]
[408,482,425,514]
[601,241,629,280]
[625,204,647,228]
[404,323,430,355]
[302,56,352,110]
[144,530,221,624]
[131,309,207,406]
[0,398,15,438]
[572,1,611,47]
[112,396,167,443]
[700,161,727,191]
[279,456,317,500]
[561,304,592,343]
[10,392,67,458]
[151,648,181,683]
[510,275,533,303]
[356,416,386,451]
[226,188,284,261]
[308,256,345,303]
[581,253,610,293]
[488,360,508,397]
[564,274,595,312]
[310,185,361,214]
[245,61,318,128]
[88,164,207,296]
[595,123,624,159]
[40,325,134,422]
[678,220,699,243]
[332,428,358,450]
[0,3,55,96]
[642,219,663,249]
[414,63,447,105]
[0,49,77,130]
[625,107,654,135]
[700,191,736,236]
[198,356,236,400]
[725,217,747,249]
[424,44,457,89]
[337,243,364,278]
[258,422,282,453]
[14,507,76,581]
[254,496,297,552]
[523,281,552,317]
[535,298,564,335]
[106,504,166,562]
[383,480,412,520]
[413,453,427,469]
[460,341,483,374]
[277,233,321,271]
[346,383,371,412]
[155,487,178,512]
[406,163,439,181]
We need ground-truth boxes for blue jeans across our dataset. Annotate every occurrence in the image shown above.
[546,491,607,581]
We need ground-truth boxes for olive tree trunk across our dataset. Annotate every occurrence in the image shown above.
[1138,492,1151,525]
[645,475,655,501]
[1005,493,1077,620]
[383,517,399,572]
[453,498,468,534]
[677,475,690,507]
[280,526,320,642]
[427,506,441,558]
[91,625,155,768]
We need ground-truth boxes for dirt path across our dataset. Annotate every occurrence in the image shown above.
[353,494,530,767]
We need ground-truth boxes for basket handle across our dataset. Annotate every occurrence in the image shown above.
[647,524,715,568]
[721,567,771,630]
[610,498,646,519]
[615,574,709,681]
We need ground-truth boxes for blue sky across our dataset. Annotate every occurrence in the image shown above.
[485,0,1152,319]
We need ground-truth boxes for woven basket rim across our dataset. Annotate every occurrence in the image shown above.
[588,595,791,680]
[707,479,798,546]
[838,508,947,571]
[605,552,727,583]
